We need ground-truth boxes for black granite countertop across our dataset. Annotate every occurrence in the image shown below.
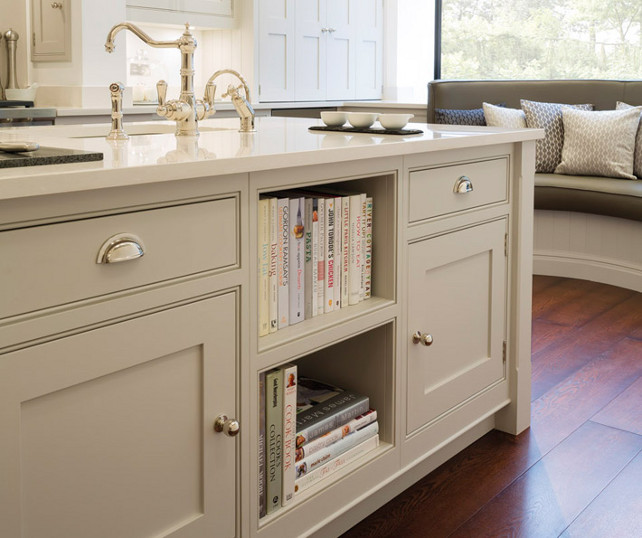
[0,146,103,168]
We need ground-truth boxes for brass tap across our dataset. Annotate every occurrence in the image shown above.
[204,69,255,132]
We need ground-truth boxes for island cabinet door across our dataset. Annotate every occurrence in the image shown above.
[406,219,507,435]
[0,292,238,538]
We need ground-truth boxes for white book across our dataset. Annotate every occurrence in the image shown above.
[311,198,320,317]
[268,197,279,332]
[294,434,380,494]
[258,198,271,336]
[324,197,336,313]
[304,198,314,319]
[333,196,342,310]
[316,198,325,316]
[364,196,373,299]
[289,197,305,325]
[281,364,298,506]
[340,196,350,308]
[360,193,367,301]
[348,194,363,306]
[277,197,289,329]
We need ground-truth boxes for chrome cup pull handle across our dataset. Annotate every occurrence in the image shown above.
[97,233,145,264]
[454,176,473,194]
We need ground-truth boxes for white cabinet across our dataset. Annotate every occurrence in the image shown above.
[258,0,383,102]
[126,0,236,29]
[31,0,71,62]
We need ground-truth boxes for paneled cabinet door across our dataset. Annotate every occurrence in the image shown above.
[0,292,238,538]
[259,0,296,102]
[31,0,71,62]
[126,0,235,29]
[406,219,507,435]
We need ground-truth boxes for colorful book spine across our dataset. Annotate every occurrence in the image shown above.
[281,364,298,506]
[360,194,367,301]
[311,198,320,317]
[277,197,289,329]
[340,196,350,309]
[296,391,370,448]
[333,196,342,310]
[304,198,314,319]
[258,198,270,337]
[295,420,379,478]
[268,197,279,333]
[294,434,380,494]
[316,198,325,316]
[348,194,363,306]
[289,197,305,325]
[295,408,377,462]
[324,197,336,313]
[266,369,283,514]
[258,371,267,518]
[364,196,373,299]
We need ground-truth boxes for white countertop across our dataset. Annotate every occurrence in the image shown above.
[0,117,542,201]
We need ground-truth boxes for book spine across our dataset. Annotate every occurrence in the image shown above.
[360,193,367,301]
[304,198,314,319]
[316,198,325,316]
[324,197,335,313]
[258,198,270,337]
[295,408,377,462]
[258,371,267,518]
[364,196,373,299]
[296,394,370,447]
[294,434,380,495]
[311,198,319,317]
[281,364,298,506]
[340,196,350,309]
[333,196,342,310]
[277,197,289,329]
[295,421,379,477]
[289,197,305,325]
[268,197,279,333]
[348,194,363,306]
[266,369,283,514]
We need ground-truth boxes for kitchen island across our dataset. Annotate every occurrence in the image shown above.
[0,117,541,538]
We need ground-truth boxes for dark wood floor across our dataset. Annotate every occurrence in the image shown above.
[342,276,642,538]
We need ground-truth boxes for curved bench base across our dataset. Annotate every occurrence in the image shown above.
[533,210,642,292]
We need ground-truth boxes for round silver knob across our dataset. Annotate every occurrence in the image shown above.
[51,2,63,8]
[214,415,240,437]
[412,331,434,346]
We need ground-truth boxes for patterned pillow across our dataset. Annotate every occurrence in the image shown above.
[555,107,640,179]
[616,101,642,178]
[483,102,526,128]
[434,107,487,126]
[521,100,594,173]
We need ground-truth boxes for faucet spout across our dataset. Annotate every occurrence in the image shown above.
[205,69,255,132]
[105,22,182,53]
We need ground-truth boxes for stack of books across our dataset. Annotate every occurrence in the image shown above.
[258,367,379,518]
[257,190,374,337]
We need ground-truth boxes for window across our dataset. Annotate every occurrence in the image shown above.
[436,0,642,80]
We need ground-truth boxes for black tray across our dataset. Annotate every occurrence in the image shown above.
[0,146,103,169]
[0,100,34,108]
[309,125,423,136]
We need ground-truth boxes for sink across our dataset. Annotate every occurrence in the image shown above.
[69,124,232,139]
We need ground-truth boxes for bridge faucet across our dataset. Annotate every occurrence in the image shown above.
[204,69,255,132]
[105,22,214,136]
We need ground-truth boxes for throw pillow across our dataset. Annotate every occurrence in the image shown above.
[521,100,594,173]
[434,107,487,126]
[555,107,641,180]
[616,101,642,178]
[483,102,527,128]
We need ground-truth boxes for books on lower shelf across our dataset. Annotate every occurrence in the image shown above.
[257,189,374,337]
[259,369,379,518]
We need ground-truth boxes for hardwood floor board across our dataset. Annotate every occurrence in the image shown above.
[531,319,575,357]
[560,452,642,538]
[448,421,642,538]
[530,338,642,456]
[532,275,565,295]
[591,365,642,436]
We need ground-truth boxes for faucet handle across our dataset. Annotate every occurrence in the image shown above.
[156,80,168,106]
[204,81,216,106]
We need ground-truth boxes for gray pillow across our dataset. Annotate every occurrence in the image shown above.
[521,100,594,173]
[434,107,487,126]
[616,101,642,178]
[555,107,640,180]
[483,102,526,128]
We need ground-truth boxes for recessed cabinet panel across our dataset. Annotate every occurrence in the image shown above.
[259,0,295,101]
[31,0,71,62]
[406,219,507,435]
[0,293,238,537]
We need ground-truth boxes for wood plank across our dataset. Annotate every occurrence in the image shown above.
[532,275,564,295]
[560,452,642,538]
[448,421,642,538]
[591,364,642,436]
[531,319,574,356]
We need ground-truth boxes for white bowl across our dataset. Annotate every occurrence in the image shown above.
[347,112,379,129]
[320,111,348,127]
[378,113,414,130]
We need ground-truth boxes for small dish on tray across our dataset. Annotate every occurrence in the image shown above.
[320,111,348,127]
[347,112,379,128]
[378,113,414,130]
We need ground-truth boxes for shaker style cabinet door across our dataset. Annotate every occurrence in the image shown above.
[0,292,239,538]
[31,0,71,61]
[406,219,507,435]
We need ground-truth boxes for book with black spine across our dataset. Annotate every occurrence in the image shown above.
[266,368,283,514]
[258,371,267,518]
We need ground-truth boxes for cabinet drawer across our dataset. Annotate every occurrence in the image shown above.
[408,158,508,222]
[0,198,238,319]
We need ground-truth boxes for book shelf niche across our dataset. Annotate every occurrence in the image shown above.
[258,321,394,523]
[256,173,397,353]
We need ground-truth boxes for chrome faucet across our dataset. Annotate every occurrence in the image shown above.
[205,69,255,132]
[105,22,214,136]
